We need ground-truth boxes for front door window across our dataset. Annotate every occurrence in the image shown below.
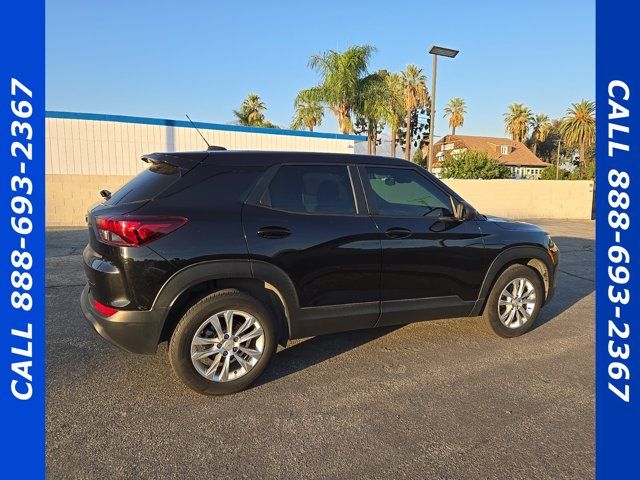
[362,167,452,218]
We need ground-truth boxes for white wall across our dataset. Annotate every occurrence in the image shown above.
[46,116,359,176]
[442,179,594,219]
[45,114,363,226]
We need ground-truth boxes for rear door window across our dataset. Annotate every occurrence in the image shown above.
[260,165,356,215]
[106,163,181,205]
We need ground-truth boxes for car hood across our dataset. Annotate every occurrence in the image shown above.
[484,215,547,233]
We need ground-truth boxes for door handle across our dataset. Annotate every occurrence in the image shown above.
[257,226,291,239]
[385,227,412,239]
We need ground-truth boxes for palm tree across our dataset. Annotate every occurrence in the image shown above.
[297,45,376,134]
[443,97,466,135]
[234,94,266,126]
[560,100,595,178]
[504,103,533,142]
[400,65,429,161]
[290,91,324,132]
[355,70,389,155]
[530,113,551,156]
[381,72,405,158]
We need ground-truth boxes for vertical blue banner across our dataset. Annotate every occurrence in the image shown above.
[0,0,45,477]
[596,0,639,478]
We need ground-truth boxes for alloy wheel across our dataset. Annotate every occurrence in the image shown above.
[497,278,536,329]
[190,310,265,382]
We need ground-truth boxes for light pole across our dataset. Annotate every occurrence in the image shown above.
[427,45,459,172]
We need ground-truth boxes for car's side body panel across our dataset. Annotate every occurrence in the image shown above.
[242,204,382,308]
[369,216,489,302]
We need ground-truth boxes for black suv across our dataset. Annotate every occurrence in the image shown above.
[81,150,559,395]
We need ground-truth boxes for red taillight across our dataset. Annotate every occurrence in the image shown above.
[93,298,119,316]
[94,215,188,247]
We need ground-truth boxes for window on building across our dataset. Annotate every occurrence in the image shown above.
[500,145,510,155]
[261,165,356,215]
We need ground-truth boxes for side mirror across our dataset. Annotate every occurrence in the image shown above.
[456,200,477,222]
[99,189,111,200]
[439,197,477,223]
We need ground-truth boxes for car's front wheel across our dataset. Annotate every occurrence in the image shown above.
[483,264,544,338]
[168,288,277,395]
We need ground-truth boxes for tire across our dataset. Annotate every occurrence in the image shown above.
[168,288,277,395]
[483,264,544,338]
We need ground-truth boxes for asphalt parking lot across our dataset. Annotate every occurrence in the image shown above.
[46,219,594,479]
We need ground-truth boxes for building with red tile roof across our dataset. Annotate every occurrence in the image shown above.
[432,135,550,179]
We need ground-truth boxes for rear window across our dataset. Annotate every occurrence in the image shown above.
[106,163,181,205]
[260,165,356,215]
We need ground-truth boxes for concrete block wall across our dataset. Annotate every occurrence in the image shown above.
[48,175,594,227]
[46,175,131,227]
[442,179,594,219]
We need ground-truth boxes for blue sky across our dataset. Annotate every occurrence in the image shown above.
[46,0,594,138]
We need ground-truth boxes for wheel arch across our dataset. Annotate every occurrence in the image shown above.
[471,245,553,316]
[155,260,299,346]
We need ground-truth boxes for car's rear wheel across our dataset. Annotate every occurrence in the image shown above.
[168,289,277,395]
[483,264,544,338]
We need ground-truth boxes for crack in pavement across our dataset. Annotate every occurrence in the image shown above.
[559,269,594,283]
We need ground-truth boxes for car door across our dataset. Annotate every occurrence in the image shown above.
[243,163,382,337]
[357,165,489,326]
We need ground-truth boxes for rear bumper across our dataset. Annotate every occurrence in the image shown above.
[80,285,165,354]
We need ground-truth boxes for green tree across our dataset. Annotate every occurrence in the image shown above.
[234,94,266,126]
[504,103,533,142]
[540,165,572,180]
[412,148,427,168]
[290,91,324,132]
[259,120,280,129]
[560,99,595,178]
[570,160,595,180]
[354,70,389,154]
[440,150,511,179]
[297,45,376,134]
[400,65,429,161]
[443,97,466,135]
[396,107,430,161]
[233,94,280,128]
[533,119,570,164]
[530,113,551,156]
[381,72,405,157]
[583,161,596,180]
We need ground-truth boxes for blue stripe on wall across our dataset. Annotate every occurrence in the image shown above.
[45,111,366,142]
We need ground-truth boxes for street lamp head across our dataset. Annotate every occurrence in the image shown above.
[426,45,459,172]
[429,45,459,58]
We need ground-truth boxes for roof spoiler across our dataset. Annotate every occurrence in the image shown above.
[140,152,208,170]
